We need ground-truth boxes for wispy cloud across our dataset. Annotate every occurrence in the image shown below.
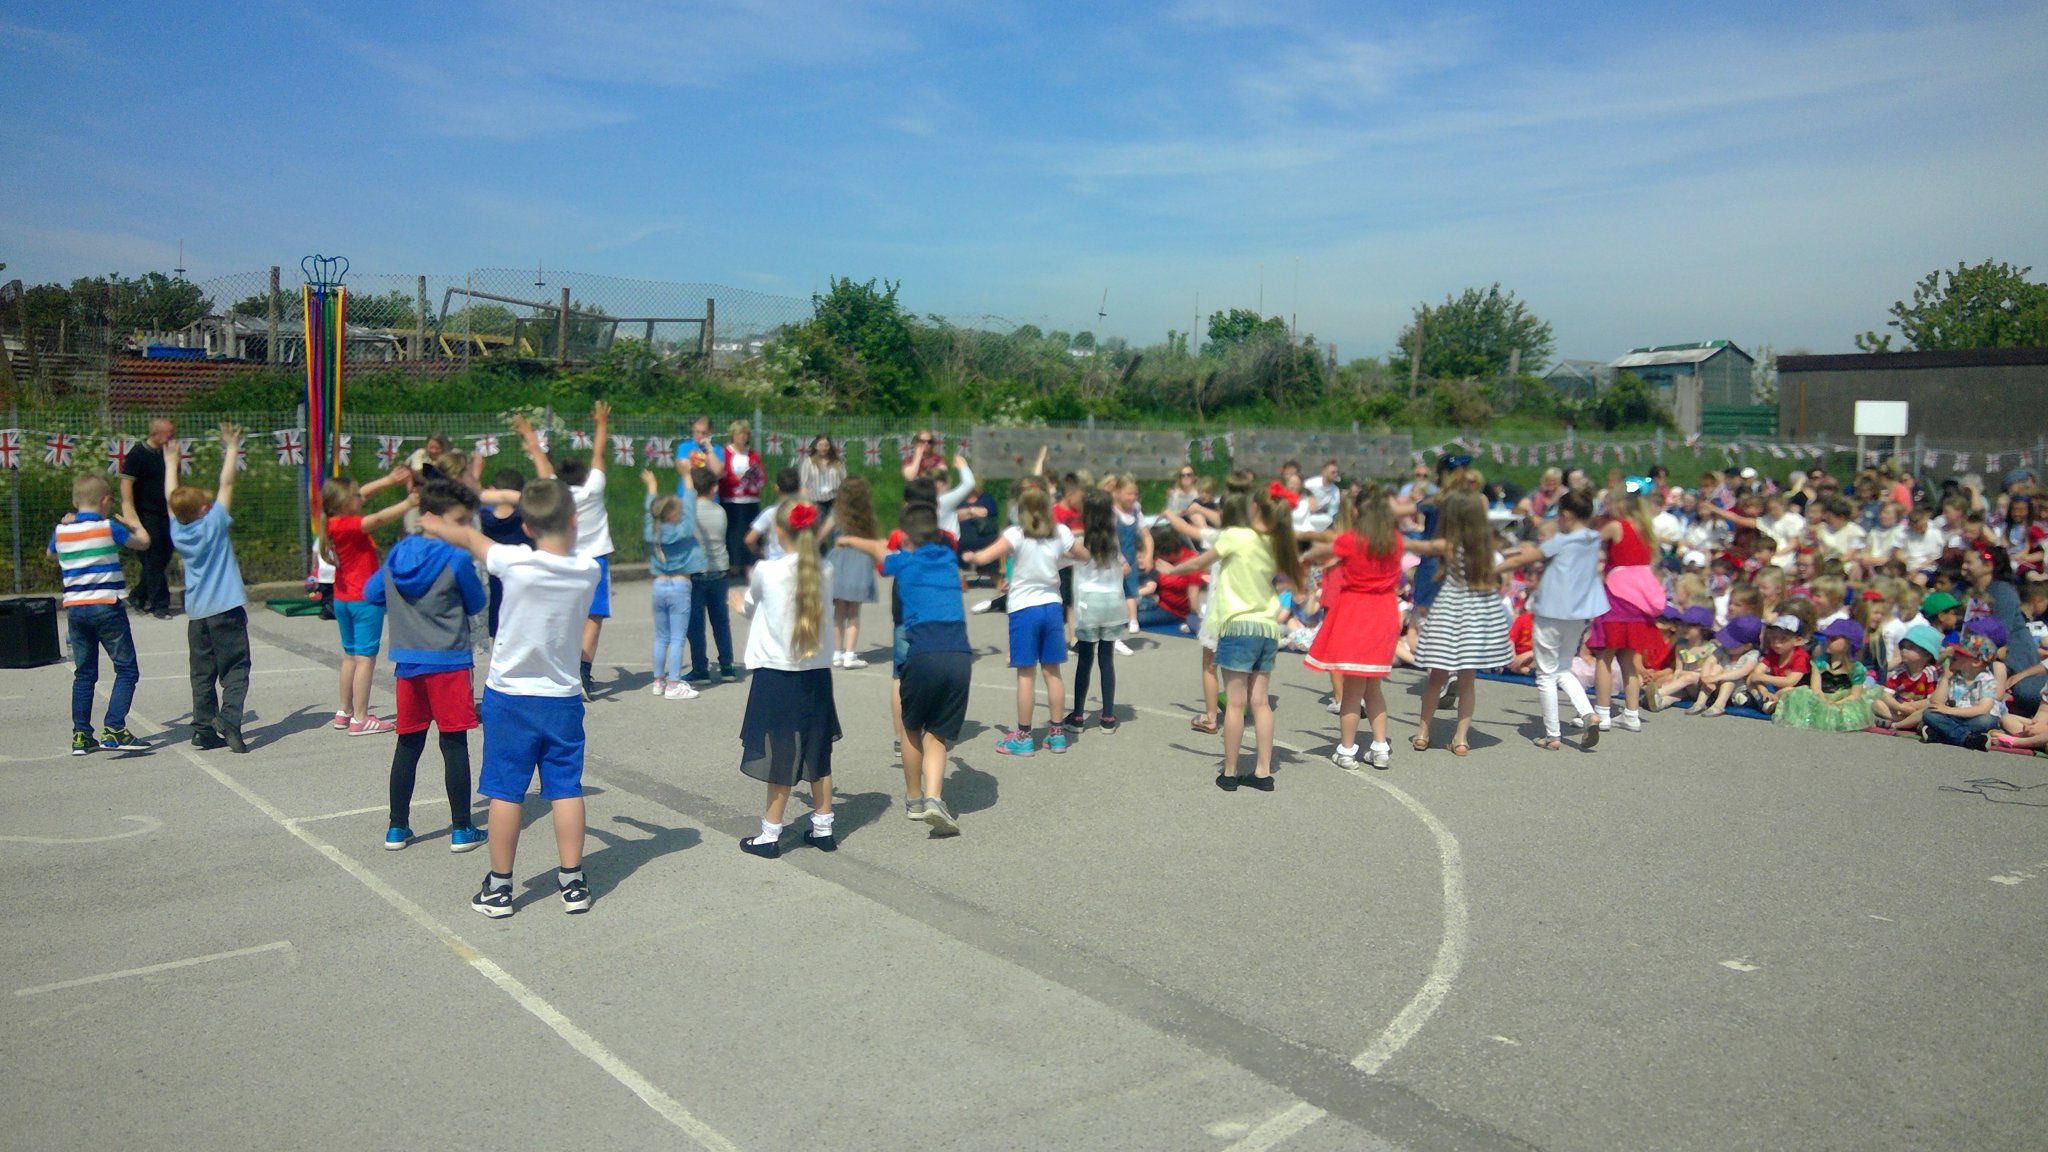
[0,19,89,59]
[480,0,919,87]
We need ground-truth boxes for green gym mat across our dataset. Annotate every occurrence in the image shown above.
[264,597,327,618]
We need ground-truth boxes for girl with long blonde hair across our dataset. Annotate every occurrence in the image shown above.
[825,475,881,667]
[737,500,839,858]
[1407,489,1512,755]
[1303,485,1404,770]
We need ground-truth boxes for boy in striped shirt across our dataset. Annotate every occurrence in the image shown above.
[49,474,154,755]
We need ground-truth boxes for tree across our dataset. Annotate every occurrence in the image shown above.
[64,272,209,334]
[1393,284,1554,381]
[1071,330,1095,351]
[1855,259,2048,351]
[779,277,926,415]
[1203,308,1286,358]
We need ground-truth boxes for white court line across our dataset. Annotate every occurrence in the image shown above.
[0,815,162,844]
[285,804,392,826]
[848,667,1470,1082]
[1221,1103,1331,1152]
[137,667,313,683]
[128,709,741,1152]
[17,940,292,997]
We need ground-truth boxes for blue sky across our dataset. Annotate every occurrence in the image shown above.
[3,0,2045,363]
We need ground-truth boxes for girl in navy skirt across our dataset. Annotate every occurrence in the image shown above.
[737,501,840,858]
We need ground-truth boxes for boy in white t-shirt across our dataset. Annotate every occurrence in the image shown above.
[745,466,802,563]
[422,478,601,918]
[514,401,612,700]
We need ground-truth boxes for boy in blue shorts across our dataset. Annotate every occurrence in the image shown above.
[840,503,972,836]
[365,478,489,854]
[514,401,612,700]
[50,474,154,755]
[421,478,601,916]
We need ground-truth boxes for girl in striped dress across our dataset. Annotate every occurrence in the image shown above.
[1409,489,1512,755]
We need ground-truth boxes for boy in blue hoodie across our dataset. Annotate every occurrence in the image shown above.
[365,478,489,852]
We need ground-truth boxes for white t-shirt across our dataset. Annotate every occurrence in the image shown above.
[1073,555,1124,599]
[1864,523,1902,563]
[1898,526,1944,570]
[570,469,613,559]
[1761,512,1806,568]
[742,555,830,671]
[1813,520,1866,560]
[1002,525,1073,610]
[750,500,786,562]
[485,544,601,696]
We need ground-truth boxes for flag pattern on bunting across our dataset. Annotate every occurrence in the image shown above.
[642,438,670,463]
[377,435,405,470]
[43,432,74,467]
[105,435,132,473]
[613,435,635,465]
[273,429,305,466]
[569,429,592,451]
[864,438,882,466]
[336,433,351,465]
[174,439,196,474]
[473,434,500,458]
[0,429,18,469]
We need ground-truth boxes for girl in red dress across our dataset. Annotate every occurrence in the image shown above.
[1304,487,1404,771]
[1587,489,1667,734]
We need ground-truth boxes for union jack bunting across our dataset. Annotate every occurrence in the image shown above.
[0,429,18,469]
[613,436,634,465]
[863,438,882,466]
[106,435,133,473]
[377,435,405,469]
[336,434,351,465]
[764,431,783,457]
[1986,453,2002,472]
[569,429,593,451]
[273,429,305,466]
[642,438,670,463]
[43,432,74,467]
[473,434,500,458]
[1953,453,1970,471]
[174,439,196,474]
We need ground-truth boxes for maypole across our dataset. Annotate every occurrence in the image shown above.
[301,254,348,505]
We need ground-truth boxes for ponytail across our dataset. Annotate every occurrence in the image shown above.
[781,502,823,661]
[1260,493,1307,590]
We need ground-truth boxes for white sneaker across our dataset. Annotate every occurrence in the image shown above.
[1332,748,1362,772]
[663,681,699,700]
[1324,696,1341,715]
[971,599,994,615]
[1126,619,1140,634]
[1113,639,1134,657]
[1366,742,1391,770]
[842,653,869,668]
[1597,714,1613,731]
[829,653,846,667]
[650,678,667,696]
[1616,713,1642,732]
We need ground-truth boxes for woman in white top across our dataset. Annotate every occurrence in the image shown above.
[798,435,845,520]
[737,501,838,858]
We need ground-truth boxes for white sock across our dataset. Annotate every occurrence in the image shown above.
[556,866,583,890]
[755,820,782,845]
[1623,708,1640,722]
[1369,740,1390,752]
[1337,743,1359,758]
[486,870,512,892]
[1127,618,1139,633]
[810,811,834,836]
[1595,705,1612,722]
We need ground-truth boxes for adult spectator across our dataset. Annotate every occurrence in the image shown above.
[798,435,845,520]
[405,431,450,475]
[1164,466,1201,515]
[673,414,727,496]
[1526,468,1563,520]
[1965,544,2045,718]
[1302,459,1342,531]
[719,420,764,577]
[900,430,945,480]
[120,418,176,618]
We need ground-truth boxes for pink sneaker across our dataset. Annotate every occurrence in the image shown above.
[331,710,351,730]
[347,716,395,736]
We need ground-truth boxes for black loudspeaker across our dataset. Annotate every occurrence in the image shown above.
[0,597,63,668]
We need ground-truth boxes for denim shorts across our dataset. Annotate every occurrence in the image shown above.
[333,599,384,656]
[1006,602,1067,667]
[1214,631,1278,674]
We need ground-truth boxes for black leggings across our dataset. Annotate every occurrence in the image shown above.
[389,730,474,829]
[1072,641,1117,715]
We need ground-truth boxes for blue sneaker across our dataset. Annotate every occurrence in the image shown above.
[995,730,1035,757]
[1045,726,1068,754]
[448,826,487,854]
[383,826,413,851]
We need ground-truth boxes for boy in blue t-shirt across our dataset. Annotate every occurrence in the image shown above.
[839,503,972,836]
[166,426,252,752]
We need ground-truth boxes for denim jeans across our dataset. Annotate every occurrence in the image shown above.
[686,572,733,675]
[1135,603,1187,630]
[68,603,139,732]
[1922,710,1999,746]
[650,578,693,682]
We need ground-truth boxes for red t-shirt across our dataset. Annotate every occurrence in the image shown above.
[1509,611,1534,655]
[327,514,377,601]
[1760,645,1811,679]
[1333,530,1401,596]
[1885,664,1936,702]
[1052,503,1082,530]
[1152,547,1206,618]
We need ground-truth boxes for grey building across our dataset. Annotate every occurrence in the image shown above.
[1778,347,2048,462]
[1608,340,1756,435]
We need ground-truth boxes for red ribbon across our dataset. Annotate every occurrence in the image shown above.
[1267,480,1299,508]
[788,502,817,531]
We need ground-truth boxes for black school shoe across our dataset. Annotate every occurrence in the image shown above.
[1239,773,1275,792]
[1099,713,1119,733]
[1061,710,1087,730]
[1214,773,1240,792]
[740,835,781,859]
[224,728,248,754]
[191,730,228,751]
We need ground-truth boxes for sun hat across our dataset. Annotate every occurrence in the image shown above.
[1680,605,1716,628]
[1716,614,1762,648]
[1767,613,1803,634]
[1900,623,1944,659]
[1819,618,1864,649]
[1920,591,1961,616]
[1682,549,1709,568]
[1945,633,1995,664]
[1660,604,1684,621]
[1966,616,2008,647]
[1740,466,1758,480]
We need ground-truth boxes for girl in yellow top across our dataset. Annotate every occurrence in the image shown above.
[1162,489,1304,792]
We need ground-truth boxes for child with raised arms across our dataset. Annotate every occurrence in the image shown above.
[642,465,705,699]
[317,464,415,735]
[962,485,1074,754]
[165,425,253,752]
[513,402,611,700]
[737,501,840,857]
[421,478,602,917]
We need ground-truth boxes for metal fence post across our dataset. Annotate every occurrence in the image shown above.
[752,405,763,448]
[557,287,571,366]
[267,266,281,366]
[295,402,309,578]
[1654,427,1665,464]
[9,399,19,594]
[414,275,427,363]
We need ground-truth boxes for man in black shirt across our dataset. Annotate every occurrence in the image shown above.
[120,418,177,617]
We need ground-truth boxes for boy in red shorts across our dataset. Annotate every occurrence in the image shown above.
[365,478,489,853]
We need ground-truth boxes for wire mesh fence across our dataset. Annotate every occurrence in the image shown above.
[4,404,1991,597]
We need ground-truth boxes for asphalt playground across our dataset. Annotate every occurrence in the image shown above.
[4,598,2045,1151]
